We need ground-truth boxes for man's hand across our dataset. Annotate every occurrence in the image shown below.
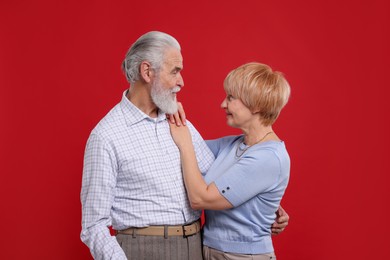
[271,206,289,235]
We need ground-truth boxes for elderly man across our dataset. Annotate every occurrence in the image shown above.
[81,31,288,260]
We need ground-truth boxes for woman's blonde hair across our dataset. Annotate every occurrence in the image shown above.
[224,62,291,126]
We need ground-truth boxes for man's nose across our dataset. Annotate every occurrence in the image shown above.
[177,74,184,87]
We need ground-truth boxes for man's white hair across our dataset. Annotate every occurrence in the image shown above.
[121,31,181,84]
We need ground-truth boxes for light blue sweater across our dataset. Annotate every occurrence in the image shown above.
[203,135,290,254]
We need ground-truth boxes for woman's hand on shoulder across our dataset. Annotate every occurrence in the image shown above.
[167,102,192,148]
[166,102,186,126]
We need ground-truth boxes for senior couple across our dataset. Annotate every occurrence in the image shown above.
[81,31,291,260]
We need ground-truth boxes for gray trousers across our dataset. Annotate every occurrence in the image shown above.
[203,246,276,260]
[116,231,203,260]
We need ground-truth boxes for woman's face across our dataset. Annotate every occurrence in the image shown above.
[221,93,255,129]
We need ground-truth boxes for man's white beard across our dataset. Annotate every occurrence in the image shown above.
[151,80,179,114]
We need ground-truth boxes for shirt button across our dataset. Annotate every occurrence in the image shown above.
[227,187,230,190]
[222,190,225,193]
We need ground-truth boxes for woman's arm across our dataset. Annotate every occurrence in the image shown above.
[169,123,232,210]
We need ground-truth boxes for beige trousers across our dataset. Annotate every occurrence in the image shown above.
[203,245,276,260]
[116,231,202,260]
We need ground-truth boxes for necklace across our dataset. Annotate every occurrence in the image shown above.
[235,131,273,158]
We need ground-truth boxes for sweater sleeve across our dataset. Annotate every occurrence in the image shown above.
[213,147,285,207]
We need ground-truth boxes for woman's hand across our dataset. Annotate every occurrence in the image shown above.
[167,102,191,148]
[169,121,192,149]
[166,102,186,126]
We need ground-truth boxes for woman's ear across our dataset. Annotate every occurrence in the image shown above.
[140,61,152,83]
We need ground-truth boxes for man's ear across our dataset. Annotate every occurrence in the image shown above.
[140,61,152,83]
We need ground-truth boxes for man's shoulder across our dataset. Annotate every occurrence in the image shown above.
[184,119,195,129]
[185,120,202,136]
[90,103,124,138]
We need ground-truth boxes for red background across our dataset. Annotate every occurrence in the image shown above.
[1,0,389,259]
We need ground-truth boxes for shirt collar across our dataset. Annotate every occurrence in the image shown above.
[120,90,167,126]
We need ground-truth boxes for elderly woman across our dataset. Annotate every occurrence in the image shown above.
[169,62,291,259]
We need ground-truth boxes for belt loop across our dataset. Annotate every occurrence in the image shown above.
[164,225,168,239]
[132,228,137,238]
[182,224,187,238]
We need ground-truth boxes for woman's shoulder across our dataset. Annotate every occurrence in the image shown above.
[210,135,242,146]
[247,140,288,158]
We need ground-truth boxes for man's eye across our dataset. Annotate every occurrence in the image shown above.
[227,95,234,101]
